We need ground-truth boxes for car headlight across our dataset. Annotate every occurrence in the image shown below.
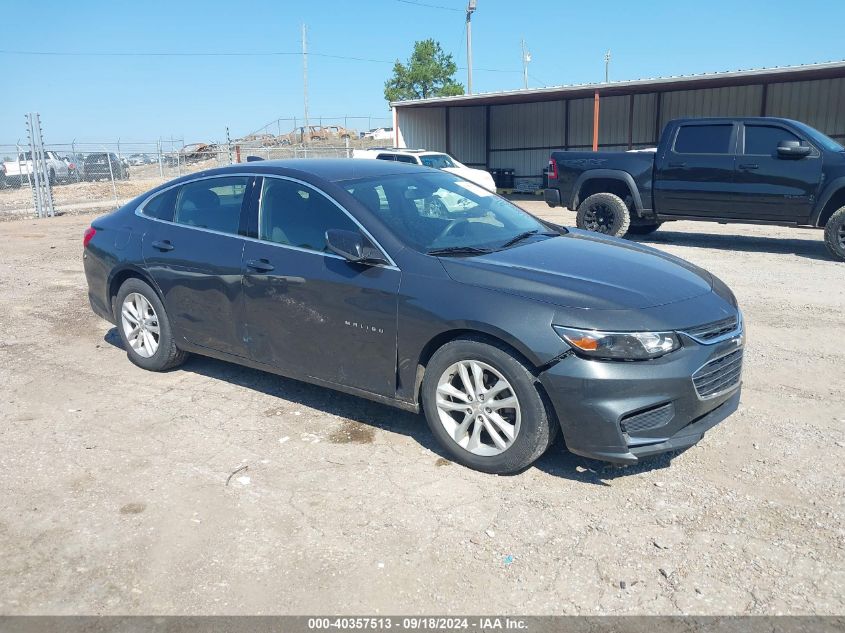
[553,326,681,360]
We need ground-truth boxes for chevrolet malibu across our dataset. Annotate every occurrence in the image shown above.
[83,159,744,474]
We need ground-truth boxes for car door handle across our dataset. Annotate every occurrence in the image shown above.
[668,161,687,168]
[246,258,274,273]
[151,240,174,252]
[739,163,759,170]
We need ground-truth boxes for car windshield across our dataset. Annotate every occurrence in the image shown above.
[791,121,844,152]
[419,153,456,169]
[344,172,554,254]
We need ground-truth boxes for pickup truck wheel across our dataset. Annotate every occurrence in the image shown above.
[627,222,662,235]
[576,192,631,237]
[824,207,845,261]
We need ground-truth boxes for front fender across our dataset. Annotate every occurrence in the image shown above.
[811,176,845,226]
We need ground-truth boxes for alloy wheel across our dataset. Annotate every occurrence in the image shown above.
[121,292,160,358]
[583,202,616,233]
[838,223,845,250]
[435,360,521,456]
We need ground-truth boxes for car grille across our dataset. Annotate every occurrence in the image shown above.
[681,316,738,342]
[620,402,675,434]
[693,349,743,399]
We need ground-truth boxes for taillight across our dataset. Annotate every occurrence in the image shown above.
[548,158,558,180]
[83,227,96,248]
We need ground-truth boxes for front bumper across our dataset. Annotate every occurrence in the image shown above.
[539,334,743,464]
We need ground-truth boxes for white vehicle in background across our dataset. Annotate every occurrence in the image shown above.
[2,150,71,187]
[360,127,395,141]
[352,148,497,192]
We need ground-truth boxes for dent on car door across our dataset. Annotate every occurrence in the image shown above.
[140,175,253,357]
[241,176,401,397]
[654,123,738,217]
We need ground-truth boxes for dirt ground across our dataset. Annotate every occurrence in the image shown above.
[0,200,843,615]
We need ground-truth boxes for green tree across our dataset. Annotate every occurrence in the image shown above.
[384,39,465,102]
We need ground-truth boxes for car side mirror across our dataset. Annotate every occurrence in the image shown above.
[776,140,812,158]
[326,229,387,265]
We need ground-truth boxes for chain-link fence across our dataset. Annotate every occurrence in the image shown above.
[0,115,394,219]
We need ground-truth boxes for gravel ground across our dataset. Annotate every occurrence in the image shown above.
[0,201,843,615]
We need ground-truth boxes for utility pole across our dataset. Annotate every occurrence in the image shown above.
[302,23,310,140]
[604,49,611,83]
[466,0,477,94]
[521,38,531,89]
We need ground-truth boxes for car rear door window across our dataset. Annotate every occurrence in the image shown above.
[376,154,396,161]
[173,176,250,235]
[674,125,734,154]
[394,154,418,164]
[142,187,178,221]
[744,125,801,155]
[258,177,358,252]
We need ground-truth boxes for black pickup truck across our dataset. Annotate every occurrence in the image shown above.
[544,117,845,261]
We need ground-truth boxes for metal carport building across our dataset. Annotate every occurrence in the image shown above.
[391,60,845,190]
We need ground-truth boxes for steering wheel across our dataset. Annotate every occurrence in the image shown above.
[434,218,470,243]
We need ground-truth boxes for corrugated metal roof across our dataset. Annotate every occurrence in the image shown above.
[392,60,845,108]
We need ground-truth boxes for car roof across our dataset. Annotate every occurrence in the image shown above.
[367,148,451,157]
[668,116,804,125]
[163,158,433,185]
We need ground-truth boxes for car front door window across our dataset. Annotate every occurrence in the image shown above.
[258,177,358,252]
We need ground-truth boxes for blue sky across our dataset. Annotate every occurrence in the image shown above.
[2,0,844,145]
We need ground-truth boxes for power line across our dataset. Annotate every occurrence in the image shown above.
[393,0,462,11]
[0,47,522,73]
[0,48,297,57]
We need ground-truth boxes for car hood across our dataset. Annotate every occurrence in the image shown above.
[439,229,714,311]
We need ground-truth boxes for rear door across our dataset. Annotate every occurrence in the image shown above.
[654,122,738,217]
[731,122,821,222]
[241,176,401,397]
[140,175,254,357]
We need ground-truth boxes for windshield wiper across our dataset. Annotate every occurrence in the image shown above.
[499,229,558,249]
[426,246,493,257]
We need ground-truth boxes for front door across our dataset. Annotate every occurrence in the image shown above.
[731,122,822,222]
[140,175,254,357]
[653,122,738,218]
[241,176,401,398]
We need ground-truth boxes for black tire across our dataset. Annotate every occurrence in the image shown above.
[421,337,556,474]
[114,278,188,371]
[48,169,56,185]
[823,206,845,262]
[627,222,662,236]
[576,192,631,237]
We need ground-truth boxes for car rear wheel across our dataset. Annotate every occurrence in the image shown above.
[627,222,662,235]
[115,278,188,371]
[823,206,845,262]
[576,192,631,237]
[421,337,555,474]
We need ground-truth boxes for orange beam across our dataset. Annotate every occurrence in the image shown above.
[592,90,600,151]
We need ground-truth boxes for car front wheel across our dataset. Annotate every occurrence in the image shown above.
[421,337,556,474]
[115,278,187,371]
[823,206,845,262]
